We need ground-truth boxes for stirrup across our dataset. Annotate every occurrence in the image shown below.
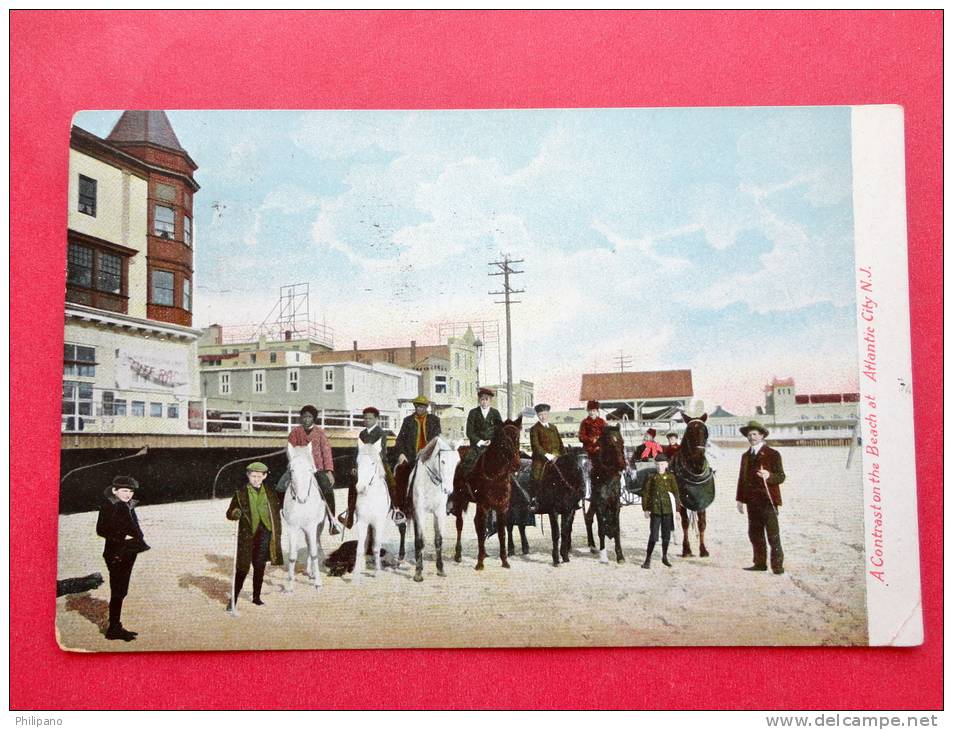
[390,508,406,526]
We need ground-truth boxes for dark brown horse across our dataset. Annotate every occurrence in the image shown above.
[671,412,714,557]
[586,424,628,564]
[451,416,523,570]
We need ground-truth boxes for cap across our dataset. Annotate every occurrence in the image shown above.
[362,406,380,417]
[534,403,551,414]
[246,462,269,473]
[586,400,600,411]
[111,475,139,490]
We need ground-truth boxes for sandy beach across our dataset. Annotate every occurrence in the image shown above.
[56,445,868,651]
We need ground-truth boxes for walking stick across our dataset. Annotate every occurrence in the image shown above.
[227,512,240,617]
[761,473,778,515]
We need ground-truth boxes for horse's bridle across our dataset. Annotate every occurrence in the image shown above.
[478,426,521,481]
[288,471,315,504]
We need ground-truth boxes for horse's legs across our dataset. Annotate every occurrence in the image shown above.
[548,512,560,566]
[497,507,510,569]
[371,519,382,573]
[474,505,487,571]
[678,506,694,557]
[305,523,322,587]
[596,508,609,563]
[453,506,464,563]
[698,510,709,557]
[413,511,425,582]
[352,521,367,581]
[506,522,515,555]
[561,510,574,563]
[434,509,447,577]
[585,500,597,552]
[286,530,297,592]
[614,507,625,564]
[518,525,530,555]
[398,523,406,562]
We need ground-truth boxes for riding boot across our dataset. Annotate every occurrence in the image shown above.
[233,569,248,605]
[643,541,654,569]
[252,567,265,605]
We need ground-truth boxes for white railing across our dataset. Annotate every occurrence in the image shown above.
[204,407,393,435]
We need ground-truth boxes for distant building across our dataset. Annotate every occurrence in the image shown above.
[484,379,535,420]
[579,369,694,426]
[64,112,202,435]
[708,377,860,443]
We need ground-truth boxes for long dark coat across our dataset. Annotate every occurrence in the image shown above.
[227,485,284,572]
[466,406,503,447]
[735,444,786,507]
[530,422,565,482]
[393,413,441,464]
[96,489,148,559]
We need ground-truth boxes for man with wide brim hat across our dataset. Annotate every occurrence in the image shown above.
[393,395,442,519]
[96,475,150,641]
[735,420,787,574]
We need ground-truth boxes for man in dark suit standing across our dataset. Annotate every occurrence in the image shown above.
[735,420,787,574]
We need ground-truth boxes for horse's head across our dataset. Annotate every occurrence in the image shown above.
[354,441,381,493]
[436,437,461,493]
[288,445,317,501]
[499,416,523,469]
[553,452,586,496]
[598,424,627,473]
[679,411,710,458]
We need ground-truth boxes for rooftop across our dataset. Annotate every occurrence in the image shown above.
[107,110,185,153]
[579,369,694,401]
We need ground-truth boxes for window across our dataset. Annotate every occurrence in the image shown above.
[97,251,122,294]
[250,354,257,364]
[434,375,447,394]
[154,205,175,239]
[456,380,461,397]
[152,270,175,306]
[102,391,114,415]
[455,353,460,368]
[287,368,299,393]
[67,243,93,288]
[183,279,191,312]
[184,216,192,246]
[114,399,127,416]
[323,368,335,392]
[63,344,96,377]
[253,370,266,393]
[62,381,94,430]
[270,352,277,364]
[78,175,97,216]
[131,401,145,417]
[219,372,230,395]
[150,402,163,417]
[168,403,179,419]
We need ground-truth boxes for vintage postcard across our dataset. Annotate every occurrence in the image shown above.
[55,105,920,651]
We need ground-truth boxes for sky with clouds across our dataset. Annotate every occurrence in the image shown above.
[74,107,859,413]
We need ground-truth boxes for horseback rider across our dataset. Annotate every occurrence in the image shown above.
[463,387,503,471]
[663,431,680,458]
[280,405,339,535]
[530,403,564,485]
[342,406,399,529]
[634,428,664,461]
[578,400,606,457]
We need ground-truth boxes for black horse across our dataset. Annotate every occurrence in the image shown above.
[500,452,586,566]
[586,425,628,564]
[671,412,715,557]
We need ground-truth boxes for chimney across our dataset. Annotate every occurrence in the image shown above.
[209,323,222,345]
[410,340,417,363]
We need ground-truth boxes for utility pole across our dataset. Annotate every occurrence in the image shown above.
[489,254,524,419]
[614,350,633,373]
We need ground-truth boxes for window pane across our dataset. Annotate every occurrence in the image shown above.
[114,400,127,416]
[132,401,145,417]
[102,391,114,415]
[150,402,163,417]
[78,175,97,216]
[76,346,95,363]
[67,243,93,287]
[183,279,191,311]
[97,251,122,294]
[168,404,179,418]
[78,383,93,399]
[154,205,175,239]
[184,216,192,246]
[152,270,174,306]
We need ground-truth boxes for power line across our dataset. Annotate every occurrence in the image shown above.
[488,255,524,419]
[614,350,633,373]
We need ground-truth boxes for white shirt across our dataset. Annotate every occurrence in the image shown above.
[749,442,765,457]
[480,406,490,418]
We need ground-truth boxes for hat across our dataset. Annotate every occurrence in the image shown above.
[645,428,657,438]
[111,475,139,490]
[477,387,495,398]
[362,406,380,417]
[246,462,269,473]
[586,400,600,411]
[534,403,551,414]
[606,412,621,422]
[411,395,429,406]
[654,453,669,463]
[666,431,678,439]
[300,404,319,419]
[739,420,769,437]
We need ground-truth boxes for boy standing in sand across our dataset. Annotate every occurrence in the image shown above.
[641,454,681,569]
[227,462,283,611]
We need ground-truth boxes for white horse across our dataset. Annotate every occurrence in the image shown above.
[281,445,328,591]
[351,439,391,581]
[410,436,460,582]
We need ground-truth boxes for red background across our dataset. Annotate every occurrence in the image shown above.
[10,10,942,710]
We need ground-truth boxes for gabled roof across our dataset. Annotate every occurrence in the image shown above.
[579,369,694,401]
[107,111,185,153]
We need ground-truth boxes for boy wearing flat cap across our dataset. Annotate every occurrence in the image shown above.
[736,420,787,575]
[96,475,150,641]
[227,462,283,610]
[641,454,681,568]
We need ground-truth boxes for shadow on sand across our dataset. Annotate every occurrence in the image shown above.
[178,573,231,606]
[64,593,109,634]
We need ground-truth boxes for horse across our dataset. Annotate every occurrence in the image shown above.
[587,424,628,564]
[671,411,716,557]
[409,436,460,582]
[351,439,392,580]
[281,445,329,590]
[451,416,523,571]
[526,451,587,566]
